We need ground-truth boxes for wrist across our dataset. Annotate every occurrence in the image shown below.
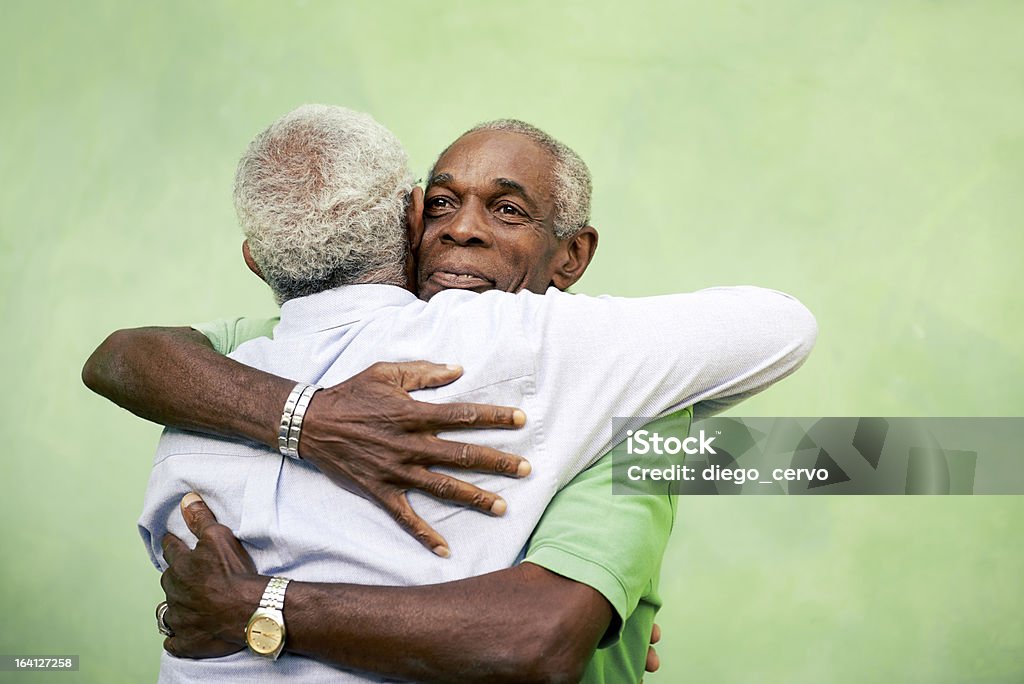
[220,575,268,645]
[278,382,322,460]
[253,377,296,449]
[293,394,324,465]
[244,576,293,660]
[292,392,346,469]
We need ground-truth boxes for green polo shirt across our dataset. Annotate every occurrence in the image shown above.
[196,316,684,684]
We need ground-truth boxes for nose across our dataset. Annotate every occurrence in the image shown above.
[441,200,491,247]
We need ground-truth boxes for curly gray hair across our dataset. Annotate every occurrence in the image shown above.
[234,105,414,303]
[429,119,592,239]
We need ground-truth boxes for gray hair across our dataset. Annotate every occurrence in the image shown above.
[431,119,592,239]
[234,104,414,303]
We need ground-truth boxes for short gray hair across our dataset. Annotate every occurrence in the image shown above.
[234,104,414,303]
[431,119,592,239]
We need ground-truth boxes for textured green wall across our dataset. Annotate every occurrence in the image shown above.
[2,1,1021,681]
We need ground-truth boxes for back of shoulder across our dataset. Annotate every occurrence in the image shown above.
[418,287,614,344]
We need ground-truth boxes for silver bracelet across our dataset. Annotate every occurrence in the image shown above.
[278,382,321,460]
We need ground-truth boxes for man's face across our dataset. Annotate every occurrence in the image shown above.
[416,130,566,300]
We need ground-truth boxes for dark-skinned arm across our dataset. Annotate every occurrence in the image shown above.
[82,326,530,555]
[82,327,288,445]
[162,494,611,684]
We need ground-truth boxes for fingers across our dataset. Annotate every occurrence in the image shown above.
[374,360,464,391]
[645,645,660,673]
[161,533,189,567]
[372,363,530,432]
[410,470,508,516]
[383,491,450,558]
[645,623,662,673]
[160,566,174,595]
[164,635,242,660]
[426,439,531,477]
[425,401,527,431]
[180,492,219,538]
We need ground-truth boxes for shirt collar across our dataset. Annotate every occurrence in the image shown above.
[274,284,418,337]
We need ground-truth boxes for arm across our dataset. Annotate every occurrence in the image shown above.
[161,494,610,684]
[519,286,818,479]
[159,416,680,683]
[83,325,530,554]
[82,326,288,445]
[275,564,606,684]
[520,411,683,681]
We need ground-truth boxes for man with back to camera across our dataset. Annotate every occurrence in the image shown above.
[84,105,816,682]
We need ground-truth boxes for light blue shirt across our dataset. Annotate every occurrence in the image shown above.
[139,284,816,682]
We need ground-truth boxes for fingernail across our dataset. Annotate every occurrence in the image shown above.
[490,498,507,516]
[181,492,202,509]
[445,364,462,372]
[512,409,526,427]
[432,545,451,558]
[517,460,532,477]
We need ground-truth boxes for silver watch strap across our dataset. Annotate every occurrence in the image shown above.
[260,577,290,611]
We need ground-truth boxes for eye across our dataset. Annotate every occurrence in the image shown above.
[425,196,455,215]
[496,202,524,217]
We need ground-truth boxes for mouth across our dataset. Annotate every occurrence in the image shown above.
[426,269,495,291]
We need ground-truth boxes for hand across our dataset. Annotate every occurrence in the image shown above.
[298,361,531,557]
[645,623,661,675]
[160,493,265,659]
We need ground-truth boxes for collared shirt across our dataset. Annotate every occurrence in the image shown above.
[139,284,816,682]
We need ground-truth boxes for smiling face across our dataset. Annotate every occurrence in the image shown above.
[416,130,586,300]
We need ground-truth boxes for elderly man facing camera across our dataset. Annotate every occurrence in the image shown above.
[86,105,816,682]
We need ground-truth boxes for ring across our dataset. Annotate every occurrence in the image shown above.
[156,601,174,637]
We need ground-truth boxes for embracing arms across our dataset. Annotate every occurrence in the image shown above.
[161,494,611,684]
[82,327,288,445]
[82,326,529,554]
[158,429,677,682]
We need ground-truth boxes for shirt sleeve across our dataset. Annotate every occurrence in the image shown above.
[522,408,687,647]
[518,285,817,486]
[192,316,280,355]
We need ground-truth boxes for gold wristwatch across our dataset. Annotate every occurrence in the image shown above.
[245,577,291,659]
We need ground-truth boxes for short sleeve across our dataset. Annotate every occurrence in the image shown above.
[522,408,689,647]
[192,317,280,355]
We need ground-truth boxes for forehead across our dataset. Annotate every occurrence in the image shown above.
[432,130,557,201]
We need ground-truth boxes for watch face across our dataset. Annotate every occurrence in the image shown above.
[247,615,283,655]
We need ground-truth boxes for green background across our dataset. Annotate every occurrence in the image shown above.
[2,1,1022,681]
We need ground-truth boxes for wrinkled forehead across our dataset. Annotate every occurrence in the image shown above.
[429,130,557,202]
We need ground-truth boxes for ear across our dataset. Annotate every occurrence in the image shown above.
[403,187,425,292]
[241,240,266,282]
[406,186,425,252]
[551,226,599,290]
